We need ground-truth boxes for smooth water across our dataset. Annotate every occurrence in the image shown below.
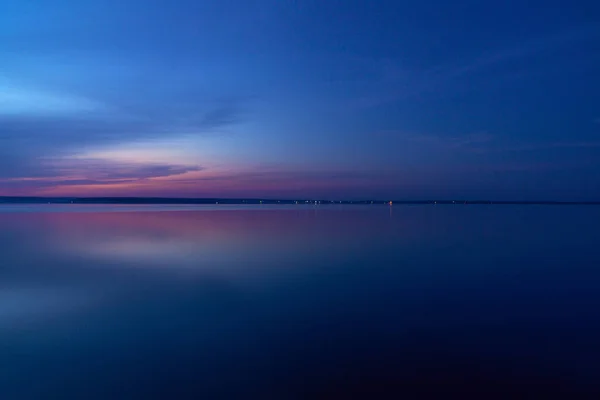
[1,205,600,399]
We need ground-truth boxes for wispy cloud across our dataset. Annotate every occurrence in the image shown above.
[350,25,600,109]
[0,98,244,149]
[21,163,413,198]
[396,130,600,154]
[444,25,599,79]
[498,141,600,152]
[395,131,496,151]
[0,158,201,191]
[0,84,103,116]
[0,92,245,189]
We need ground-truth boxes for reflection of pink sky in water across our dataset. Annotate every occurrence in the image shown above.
[5,208,420,272]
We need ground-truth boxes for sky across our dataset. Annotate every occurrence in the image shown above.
[1,0,599,200]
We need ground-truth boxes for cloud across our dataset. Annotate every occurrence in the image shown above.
[51,159,202,181]
[11,162,413,198]
[444,25,600,79]
[396,131,495,151]
[503,141,600,152]
[0,85,103,116]
[0,158,201,190]
[464,140,600,154]
[396,131,600,154]
[0,99,243,150]
[1,16,249,179]
[138,166,413,197]
[0,90,244,187]
[349,25,600,109]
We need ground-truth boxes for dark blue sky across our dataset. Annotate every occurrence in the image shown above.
[1,0,599,199]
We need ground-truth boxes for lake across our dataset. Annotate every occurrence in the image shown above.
[1,205,600,398]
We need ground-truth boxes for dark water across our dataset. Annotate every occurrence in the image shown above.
[1,205,600,399]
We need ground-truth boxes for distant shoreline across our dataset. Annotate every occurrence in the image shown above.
[1,197,599,205]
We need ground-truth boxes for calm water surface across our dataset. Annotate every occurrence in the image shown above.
[1,205,600,399]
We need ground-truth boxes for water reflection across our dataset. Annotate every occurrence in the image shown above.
[1,206,600,398]
[5,208,403,269]
[0,286,95,329]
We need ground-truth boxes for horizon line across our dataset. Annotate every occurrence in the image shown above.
[0,196,599,205]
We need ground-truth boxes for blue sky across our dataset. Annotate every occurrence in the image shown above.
[1,0,599,199]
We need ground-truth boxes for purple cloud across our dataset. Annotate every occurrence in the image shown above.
[0,159,201,190]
